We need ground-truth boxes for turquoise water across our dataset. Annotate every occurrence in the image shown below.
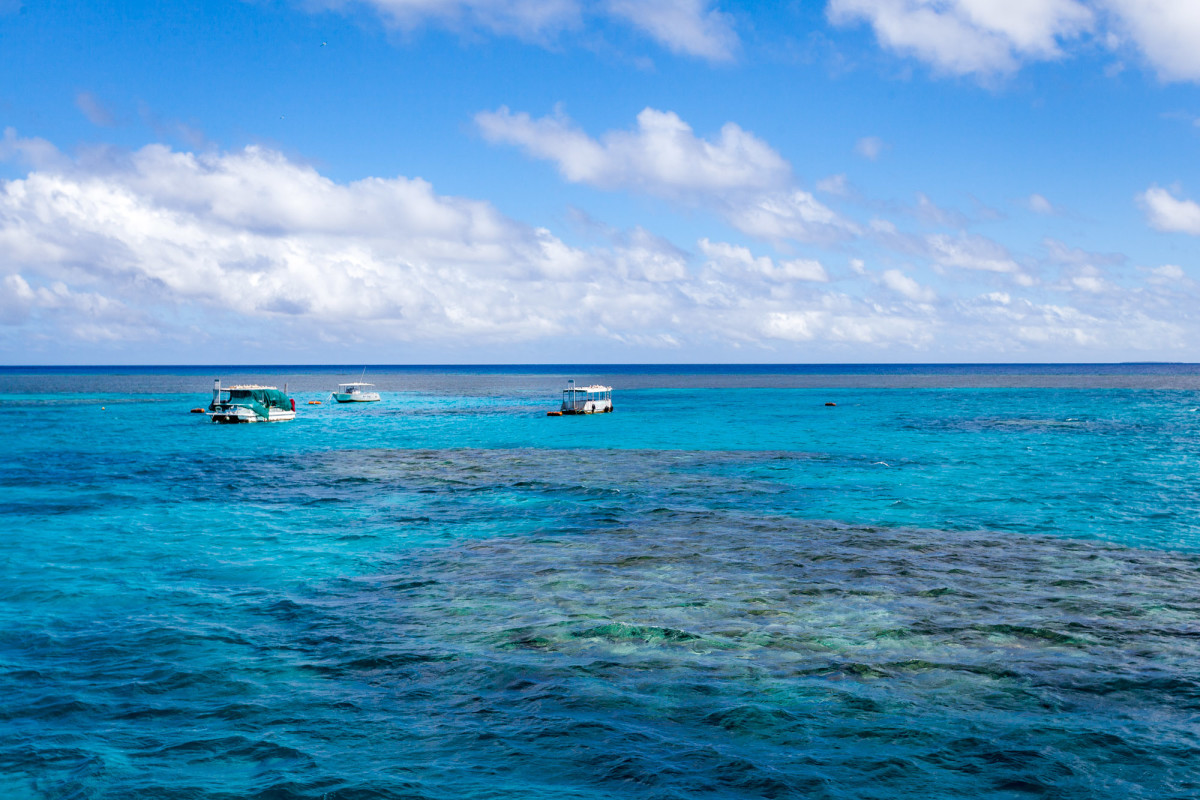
[3,366,1200,798]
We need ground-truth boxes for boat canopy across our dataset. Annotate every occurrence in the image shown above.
[563,384,611,394]
[338,383,374,390]
[224,386,291,418]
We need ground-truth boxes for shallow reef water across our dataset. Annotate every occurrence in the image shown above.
[2,366,1200,798]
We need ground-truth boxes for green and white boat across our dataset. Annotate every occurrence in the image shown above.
[208,379,296,423]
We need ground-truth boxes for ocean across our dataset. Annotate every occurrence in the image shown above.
[2,364,1199,799]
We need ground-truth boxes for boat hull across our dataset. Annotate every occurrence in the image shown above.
[210,407,296,423]
[333,393,381,403]
[560,400,614,415]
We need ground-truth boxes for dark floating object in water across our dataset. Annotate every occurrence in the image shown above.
[546,411,562,416]
[190,407,206,413]
[825,402,837,406]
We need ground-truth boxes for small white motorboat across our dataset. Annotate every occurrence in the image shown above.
[332,382,381,403]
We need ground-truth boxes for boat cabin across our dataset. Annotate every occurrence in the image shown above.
[556,380,613,415]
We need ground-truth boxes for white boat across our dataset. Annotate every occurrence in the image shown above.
[332,382,381,403]
[549,380,613,415]
[208,380,296,423]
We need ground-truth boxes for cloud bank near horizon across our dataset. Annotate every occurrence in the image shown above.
[0,125,1193,362]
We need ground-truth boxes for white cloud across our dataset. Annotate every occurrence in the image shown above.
[0,137,616,343]
[605,0,738,61]
[614,227,689,282]
[315,0,738,61]
[722,190,858,243]
[1103,0,1200,82]
[1151,264,1185,281]
[828,0,1093,76]
[0,127,66,170]
[477,106,856,243]
[855,136,885,160]
[816,173,850,195]
[927,232,1021,273]
[6,130,1200,361]
[304,0,1200,83]
[0,273,146,341]
[0,133,913,357]
[0,274,35,324]
[762,307,933,345]
[1139,185,1200,235]
[1027,193,1055,214]
[699,238,829,282]
[827,0,1200,84]
[880,268,936,302]
[1062,264,1112,293]
[476,105,791,195]
[318,0,580,39]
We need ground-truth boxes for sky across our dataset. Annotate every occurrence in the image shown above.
[2,0,1199,364]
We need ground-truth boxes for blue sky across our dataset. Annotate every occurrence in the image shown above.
[2,0,1199,364]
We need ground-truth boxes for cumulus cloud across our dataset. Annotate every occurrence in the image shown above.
[300,0,1200,83]
[826,0,1200,85]
[880,268,936,302]
[0,274,35,324]
[722,190,858,244]
[6,129,1200,360]
[866,220,1030,284]
[0,132,924,356]
[613,227,689,282]
[477,106,855,243]
[699,238,829,282]
[926,232,1022,273]
[1139,185,1200,235]
[605,0,738,61]
[0,136,612,343]
[1059,264,1113,293]
[0,127,66,169]
[1103,1,1200,83]
[1150,264,1185,281]
[476,106,791,195]
[761,305,934,345]
[314,0,738,60]
[828,0,1093,77]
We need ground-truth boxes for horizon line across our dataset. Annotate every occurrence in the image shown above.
[1,361,1195,370]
